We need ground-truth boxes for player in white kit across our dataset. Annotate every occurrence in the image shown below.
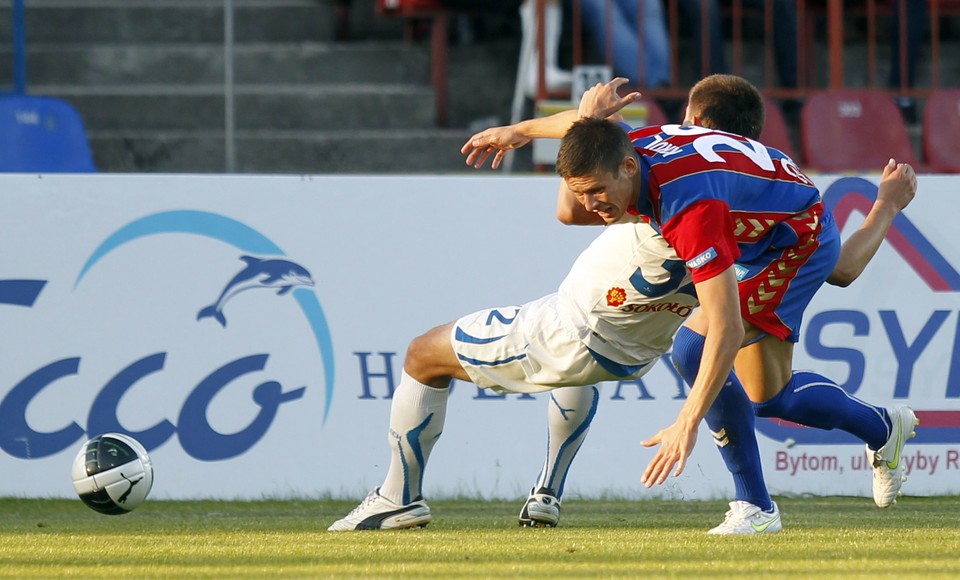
[328,217,698,531]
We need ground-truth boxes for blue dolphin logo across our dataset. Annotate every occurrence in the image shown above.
[198,256,315,327]
[74,210,336,425]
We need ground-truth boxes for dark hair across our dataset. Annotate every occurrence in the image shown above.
[556,118,635,178]
[688,74,764,139]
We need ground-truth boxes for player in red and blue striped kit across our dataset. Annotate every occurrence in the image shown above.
[626,119,841,531]
[625,119,837,344]
[554,75,918,531]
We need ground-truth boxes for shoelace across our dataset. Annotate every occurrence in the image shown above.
[719,503,762,528]
[348,493,379,517]
[717,508,744,529]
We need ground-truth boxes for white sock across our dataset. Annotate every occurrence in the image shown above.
[534,386,599,498]
[378,371,449,505]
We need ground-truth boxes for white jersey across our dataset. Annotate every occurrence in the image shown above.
[557,221,698,367]
[453,221,698,394]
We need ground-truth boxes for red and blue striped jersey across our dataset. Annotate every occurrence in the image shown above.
[628,124,834,285]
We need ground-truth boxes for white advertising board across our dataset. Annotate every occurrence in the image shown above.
[0,173,957,501]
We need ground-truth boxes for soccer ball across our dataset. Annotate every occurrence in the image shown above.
[71,433,154,515]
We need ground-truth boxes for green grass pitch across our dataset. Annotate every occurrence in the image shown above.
[1,496,958,578]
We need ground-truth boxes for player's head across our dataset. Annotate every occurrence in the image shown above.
[556,117,640,223]
[685,74,764,139]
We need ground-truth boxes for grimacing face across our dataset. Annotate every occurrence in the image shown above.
[562,156,639,224]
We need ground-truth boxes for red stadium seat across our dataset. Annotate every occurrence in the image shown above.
[760,95,798,161]
[922,89,960,173]
[800,90,919,173]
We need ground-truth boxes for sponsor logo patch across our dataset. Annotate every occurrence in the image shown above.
[686,247,718,269]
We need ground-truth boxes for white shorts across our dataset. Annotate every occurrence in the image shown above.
[451,294,653,394]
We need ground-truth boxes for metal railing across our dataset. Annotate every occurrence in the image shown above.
[6,0,240,172]
[529,0,959,103]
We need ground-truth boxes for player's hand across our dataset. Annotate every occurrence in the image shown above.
[877,158,917,212]
[577,77,641,120]
[639,420,699,487]
[461,126,532,169]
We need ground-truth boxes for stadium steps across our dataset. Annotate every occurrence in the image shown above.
[25,83,437,131]
[86,128,476,174]
[0,0,511,173]
[0,43,430,86]
[0,0,351,44]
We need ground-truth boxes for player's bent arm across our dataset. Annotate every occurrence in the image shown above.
[828,200,900,287]
[827,159,917,287]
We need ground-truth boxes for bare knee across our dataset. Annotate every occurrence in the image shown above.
[734,336,794,402]
[404,323,464,387]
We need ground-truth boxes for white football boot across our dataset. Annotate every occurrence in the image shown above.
[708,501,782,535]
[868,406,919,508]
[328,488,432,531]
[518,488,561,527]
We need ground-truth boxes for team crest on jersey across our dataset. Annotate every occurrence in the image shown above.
[606,287,627,307]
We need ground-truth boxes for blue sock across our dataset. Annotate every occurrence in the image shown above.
[753,371,891,449]
[672,327,772,511]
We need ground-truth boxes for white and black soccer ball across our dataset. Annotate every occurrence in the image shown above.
[71,433,154,515]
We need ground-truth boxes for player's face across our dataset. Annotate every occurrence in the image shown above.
[563,157,638,223]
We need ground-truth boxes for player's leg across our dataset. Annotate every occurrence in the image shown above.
[328,323,465,531]
[377,325,460,503]
[672,323,780,534]
[736,337,890,445]
[520,385,599,527]
[738,218,917,507]
[737,337,919,507]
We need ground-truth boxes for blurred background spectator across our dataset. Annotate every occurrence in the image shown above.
[575,0,671,88]
[678,0,797,90]
[889,0,927,122]
[521,0,572,95]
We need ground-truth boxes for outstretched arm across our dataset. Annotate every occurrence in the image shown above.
[828,159,917,287]
[461,78,642,170]
[640,267,744,486]
[461,109,579,169]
